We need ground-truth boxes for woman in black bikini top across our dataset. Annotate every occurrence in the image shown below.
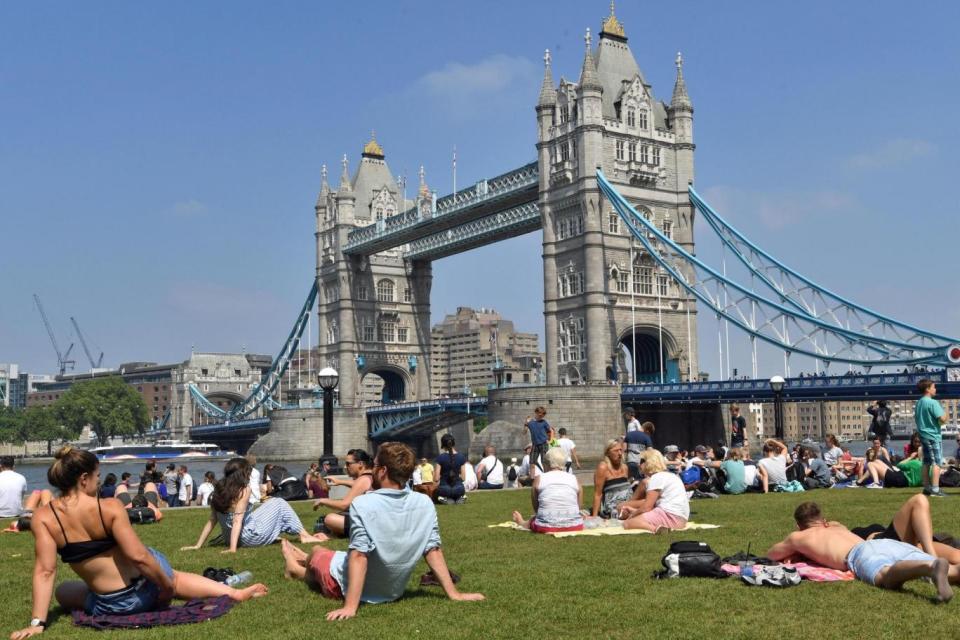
[9,446,269,640]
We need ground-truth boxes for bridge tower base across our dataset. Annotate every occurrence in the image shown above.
[247,407,369,461]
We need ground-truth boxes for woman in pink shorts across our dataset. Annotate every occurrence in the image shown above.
[618,449,689,532]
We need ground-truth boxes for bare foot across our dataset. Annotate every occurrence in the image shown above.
[231,583,269,601]
[299,531,329,543]
[933,558,953,603]
[281,539,308,562]
[280,540,308,579]
[511,510,526,526]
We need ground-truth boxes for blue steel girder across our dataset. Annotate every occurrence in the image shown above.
[598,171,947,368]
[621,370,959,405]
[403,202,541,261]
[688,187,958,353]
[367,398,488,439]
[343,162,538,257]
[189,417,272,438]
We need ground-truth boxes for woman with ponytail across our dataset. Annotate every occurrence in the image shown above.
[182,457,325,552]
[9,447,268,639]
[434,434,467,504]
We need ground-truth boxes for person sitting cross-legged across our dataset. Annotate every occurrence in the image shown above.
[757,438,790,493]
[280,441,484,621]
[312,449,374,537]
[767,501,960,602]
[618,449,689,532]
[511,447,583,533]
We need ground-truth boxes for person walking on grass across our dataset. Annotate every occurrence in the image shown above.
[915,379,949,498]
[9,447,267,639]
[524,406,552,475]
[280,441,484,621]
[556,428,581,474]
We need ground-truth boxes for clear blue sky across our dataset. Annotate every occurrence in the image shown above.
[2,1,958,380]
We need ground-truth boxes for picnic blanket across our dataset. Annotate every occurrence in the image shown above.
[71,597,235,630]
[721,562,854,582]
[488,521,720,538]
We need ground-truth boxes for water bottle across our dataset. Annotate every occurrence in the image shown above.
[225,571,252,587]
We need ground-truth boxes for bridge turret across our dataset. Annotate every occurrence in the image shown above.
[669,52,694,187]
[335,153,356,225]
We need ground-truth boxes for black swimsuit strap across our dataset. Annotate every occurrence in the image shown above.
[96,496,109,536]
[50,502,69,543]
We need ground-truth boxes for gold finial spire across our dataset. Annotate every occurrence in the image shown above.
[362,130,384,158]
[601,0,626,38]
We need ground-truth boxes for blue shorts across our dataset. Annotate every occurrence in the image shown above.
[921,438,942,466]
[85,547,175,615]
[846,539,935,586]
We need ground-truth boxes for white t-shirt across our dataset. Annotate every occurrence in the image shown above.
[758,454,788,486]
[558,437,576,464]
[478,455,504,485]
[412,466,422,485]
[626,418,641,432]
[0,469,28,517]
[197,481,215,506]
[248,467,262,504]
[743,464,759,488]
[519,455,530,477]
[647,471,689,520]
[823,446,843,466]
[178,473,194,502]
[463,462,478,491]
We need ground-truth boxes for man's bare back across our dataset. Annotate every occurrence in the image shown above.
[767,521,864,570]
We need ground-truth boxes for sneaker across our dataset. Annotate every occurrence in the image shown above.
[923,487,933,496]
[436,496,448,504]
[867,483,884,489]
[929,489,950,498]
[455,496,467,504]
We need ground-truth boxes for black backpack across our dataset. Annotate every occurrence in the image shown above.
[508,465,518,482]
[128,507,157,524]
[653,541,728,579]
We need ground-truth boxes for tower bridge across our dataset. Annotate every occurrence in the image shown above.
[187,5,959,457]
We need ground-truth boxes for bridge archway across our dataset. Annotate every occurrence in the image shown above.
[193,390,245,423]
[619,326,681,383]
[360,365,410,406]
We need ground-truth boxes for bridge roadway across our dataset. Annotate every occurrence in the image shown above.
[188,369,958,443]
[342,161,538,259]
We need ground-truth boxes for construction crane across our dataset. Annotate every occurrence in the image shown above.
[33,294,75,376]
[70,316,104,369]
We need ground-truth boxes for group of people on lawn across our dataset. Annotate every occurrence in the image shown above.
[4,378,954,637]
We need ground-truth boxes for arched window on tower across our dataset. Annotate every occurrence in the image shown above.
[376,279,395,302]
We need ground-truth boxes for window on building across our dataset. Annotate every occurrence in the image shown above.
[397,327,409,343]
[639,110,648,129]
[627,108,635,127]
[376,279,395,302]
[640,145,650,164]
[376,207,384,221]
[634,264,653,295]
[628,142,636,162]
[608,212,619,234]
[201,369,209,376]
[657,273,670,297]
[403,287,412,303]
[560,141,569,162]
[234,369,242,377]
[616,140,624,160]
[662,219,673,240]
[652,146,661,166]
[362,324,375,342]
[560,104,568,124]
[617,269,629,293]
[357,285,368,300]
[378,320,396,342]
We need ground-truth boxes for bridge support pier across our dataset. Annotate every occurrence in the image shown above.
[247,407,368,461]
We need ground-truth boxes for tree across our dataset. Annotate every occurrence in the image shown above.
[21,405,78,455]
[55,377,150,445]
[0,406,25,444]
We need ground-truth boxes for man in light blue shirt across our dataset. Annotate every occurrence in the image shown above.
[281,442,484,620]
[915,379,949,497]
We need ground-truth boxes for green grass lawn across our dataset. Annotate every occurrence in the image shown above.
[3,488,960,639]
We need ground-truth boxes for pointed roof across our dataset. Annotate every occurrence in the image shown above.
[600,1,626,40]
[338,154,352,195]
[671,51,692,110]
[579,28,602,92]
[316,163,330,207]
[361,130,384,159]
[538,49,557,107]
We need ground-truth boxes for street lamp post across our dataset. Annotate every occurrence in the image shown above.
[769,375,785,440]
[317,367,340,471]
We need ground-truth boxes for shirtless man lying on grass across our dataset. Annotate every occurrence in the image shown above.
[767,501,958,602]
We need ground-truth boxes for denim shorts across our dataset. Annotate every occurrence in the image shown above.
[921,437,942,466]
[85,547,175,615]
[846,539,935,586]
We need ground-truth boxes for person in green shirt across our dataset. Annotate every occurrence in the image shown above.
[914,379,948,497]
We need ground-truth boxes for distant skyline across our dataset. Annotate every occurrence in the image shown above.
[2,1,958,380]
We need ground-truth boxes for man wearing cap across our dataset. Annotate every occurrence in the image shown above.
[663,445,684,474]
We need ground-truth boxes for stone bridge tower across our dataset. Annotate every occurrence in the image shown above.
[537,6,699,385]
[315,136,434,408]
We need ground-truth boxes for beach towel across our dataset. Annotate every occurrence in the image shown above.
[71,597,235,630]
[489,521,719,538]
[721,562,854,582]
